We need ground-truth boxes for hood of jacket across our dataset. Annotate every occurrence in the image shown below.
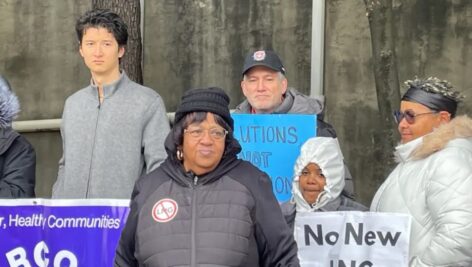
[291,137,345,212]
[0,76,20,129]
[395,115,472,161]
[160,130,242,187]
[234,87,324,115]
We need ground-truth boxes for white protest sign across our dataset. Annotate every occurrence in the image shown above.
[295,211,411,267]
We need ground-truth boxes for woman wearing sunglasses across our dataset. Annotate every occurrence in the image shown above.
[371,77,472,267]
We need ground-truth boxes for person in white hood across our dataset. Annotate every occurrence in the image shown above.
[281,137,366,229]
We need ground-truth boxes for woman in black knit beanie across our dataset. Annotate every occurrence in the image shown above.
[115,87,300,267]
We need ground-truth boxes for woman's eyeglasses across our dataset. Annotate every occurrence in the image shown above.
[184,128,228,140]
[393,109,438,124]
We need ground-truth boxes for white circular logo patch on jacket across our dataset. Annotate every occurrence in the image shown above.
[151,198,178,223]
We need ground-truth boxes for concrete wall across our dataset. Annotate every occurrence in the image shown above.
[324,0,472,204]
[0,0,470,204]
[143,0,313,111]
[0,1,91,197]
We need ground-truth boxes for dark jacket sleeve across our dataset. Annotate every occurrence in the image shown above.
[316,119,356,200]
[252,172,300,267]
[316,119,337,138]
[114,181,141,267]
[0,135,35,198]
[280,201,296,232]
[341,166,355,200]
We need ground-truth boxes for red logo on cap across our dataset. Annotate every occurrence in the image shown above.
[253,50,266,61]
[152,198,178,223]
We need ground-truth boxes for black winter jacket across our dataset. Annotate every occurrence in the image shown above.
[115,134,300,267]
[0,127,36,198]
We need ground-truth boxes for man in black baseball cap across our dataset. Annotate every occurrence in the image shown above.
[234,49,356,200]
[237,50,289,115]
[241,50,286,76]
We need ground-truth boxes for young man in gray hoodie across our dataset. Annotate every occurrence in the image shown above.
[53,9,169,199]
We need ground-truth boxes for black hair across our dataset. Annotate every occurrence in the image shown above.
[75,8,128,47]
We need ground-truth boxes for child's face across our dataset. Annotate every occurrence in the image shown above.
[299,163,326,205]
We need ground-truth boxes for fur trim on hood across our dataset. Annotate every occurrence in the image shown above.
[0,76,20,128]
[412,115,472,159]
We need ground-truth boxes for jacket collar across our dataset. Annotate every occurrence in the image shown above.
[394,136,423,162]
[272,88,293,114]
[292,189,342,212]
[88,71,128,99]
[395,115,472,161]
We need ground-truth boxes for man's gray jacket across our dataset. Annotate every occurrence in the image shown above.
[53,72,169,199]
[235,88,336,135]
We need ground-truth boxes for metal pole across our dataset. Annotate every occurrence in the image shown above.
[13,119,61,133]
[12,113,176,133]
[310,0,326,98]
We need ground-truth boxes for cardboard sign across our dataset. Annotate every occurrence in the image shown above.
[232,114,316,202]
[295,211,411,267]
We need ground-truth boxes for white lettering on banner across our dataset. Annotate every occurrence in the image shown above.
[46,214,121,229]
[9,214,46,228]
[5,247,31,267]
[6,213,121,230]
[54,250,78,267]
[304,222,401,246]
[0,216,5,225]
[5,241,78,267]
[33,241,49,267]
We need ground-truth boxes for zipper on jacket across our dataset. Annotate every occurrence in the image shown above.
[85,95,102,197]
[190,175,198,267]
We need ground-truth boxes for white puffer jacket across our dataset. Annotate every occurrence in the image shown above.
[371,115,472,267]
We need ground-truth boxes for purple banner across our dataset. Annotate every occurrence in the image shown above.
[0,199,129,267]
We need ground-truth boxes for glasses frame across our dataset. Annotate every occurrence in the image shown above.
[393,109,438,124]
[184,127,228,140]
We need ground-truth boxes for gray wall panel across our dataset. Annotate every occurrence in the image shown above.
[0,0,469,203]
